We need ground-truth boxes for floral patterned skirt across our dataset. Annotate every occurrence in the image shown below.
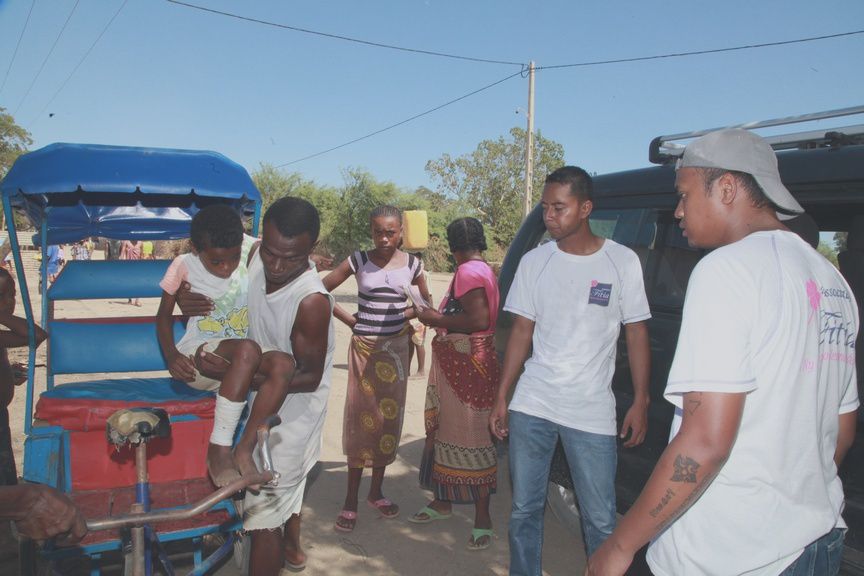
[342,329,409,468]
[419,333,499,503]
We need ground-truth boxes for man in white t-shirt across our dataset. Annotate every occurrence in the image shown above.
[490,165,651,575]
[587,130,860,576]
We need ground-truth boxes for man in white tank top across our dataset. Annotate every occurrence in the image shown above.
[183,197,334,575]
[587,130,859,576]
[243,197,334,575]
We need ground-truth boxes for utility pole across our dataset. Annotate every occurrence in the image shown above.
[523,61,535,218]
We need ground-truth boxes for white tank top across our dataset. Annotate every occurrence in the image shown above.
[247,251,335,488]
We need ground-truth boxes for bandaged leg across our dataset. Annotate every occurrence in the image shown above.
[207,395,247,486]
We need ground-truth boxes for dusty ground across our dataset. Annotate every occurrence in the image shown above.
[2,254,585,575]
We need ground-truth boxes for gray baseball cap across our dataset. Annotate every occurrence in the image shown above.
[677,128,804,215]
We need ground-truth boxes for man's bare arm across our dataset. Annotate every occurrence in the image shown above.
[836,410,857,467]
[587,391,745,575]
[489,313,535,440]
[287,293,331,393]
[620,321,650,447]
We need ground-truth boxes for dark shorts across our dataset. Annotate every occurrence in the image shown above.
[0,406,17,486]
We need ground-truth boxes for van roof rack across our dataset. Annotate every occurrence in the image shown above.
[649,105,864,165]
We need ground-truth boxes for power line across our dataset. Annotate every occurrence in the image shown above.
[12,0,81,117]
[0,0,37,98]
[27,0,129,129]
[276,70,523,167]
[538,29,864,71]
[164,0,524,67]
[272,29,864,167]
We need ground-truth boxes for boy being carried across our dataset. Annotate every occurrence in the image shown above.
[156,205,295,486]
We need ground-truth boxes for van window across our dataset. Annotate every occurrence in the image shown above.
[591,209,658,270]
[648,213,702,308]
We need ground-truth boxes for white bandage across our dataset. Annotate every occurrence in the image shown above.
[210,395,247,446]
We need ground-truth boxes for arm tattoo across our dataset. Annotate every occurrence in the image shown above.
[655,470,719,533]
[649,488,676,518]
[671,454,700,483]
[685,393,702,416]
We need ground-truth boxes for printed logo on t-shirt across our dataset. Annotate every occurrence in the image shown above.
[800,279,856,373]
[589,281,612,307]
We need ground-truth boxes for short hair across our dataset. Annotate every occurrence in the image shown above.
[700,167,771,209]
[263,197,320,243]
[370,205,402,223]
[545,166,594,202]
[190,205,244,251]
[447,217,487,253]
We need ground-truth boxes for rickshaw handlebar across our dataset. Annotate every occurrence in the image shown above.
[86,414,282,532]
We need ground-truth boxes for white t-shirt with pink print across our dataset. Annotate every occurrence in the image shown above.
[649,230,860,576]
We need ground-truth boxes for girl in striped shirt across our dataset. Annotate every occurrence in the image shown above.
[324,205,431,532]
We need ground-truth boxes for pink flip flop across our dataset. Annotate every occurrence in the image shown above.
[334,510,357,532]
[367,497,400,519]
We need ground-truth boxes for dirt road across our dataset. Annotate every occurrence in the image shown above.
[3,258,584,575]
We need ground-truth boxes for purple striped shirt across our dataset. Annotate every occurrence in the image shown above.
[349,250,422,336]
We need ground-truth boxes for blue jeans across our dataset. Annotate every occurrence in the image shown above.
[508,410,617,576]
[779,528,845,576]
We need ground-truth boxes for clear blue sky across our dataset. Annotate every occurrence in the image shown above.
[1,0,862,191]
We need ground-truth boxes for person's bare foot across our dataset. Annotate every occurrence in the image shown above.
[206,443,240,487]
[234,444,263,490]
[283,545,307,572]
[284,515,307,570]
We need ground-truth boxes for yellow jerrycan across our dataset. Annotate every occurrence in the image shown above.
[402,210,428,250]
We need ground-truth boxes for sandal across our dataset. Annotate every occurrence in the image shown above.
[466,528,495,551]
[407,505,453,524]
[367,497,399,519]
[334,510,357,532]
[283,559,307,572]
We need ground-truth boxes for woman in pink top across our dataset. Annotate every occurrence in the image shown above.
[408,217,501,551]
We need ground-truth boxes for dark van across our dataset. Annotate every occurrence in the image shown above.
[495,113,864,574]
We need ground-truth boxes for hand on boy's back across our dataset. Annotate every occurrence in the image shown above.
[175,281,214,316]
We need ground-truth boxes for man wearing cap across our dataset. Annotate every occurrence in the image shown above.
[587,129,859,576]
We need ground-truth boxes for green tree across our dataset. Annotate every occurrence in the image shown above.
[252,163,339,254]
[0,108,33,235]
[253,163,336,220]
[818,241,839,268]
[834,231,848,253]
[327,168,401,261]
[425,127,565,248]
[0,107,31,179]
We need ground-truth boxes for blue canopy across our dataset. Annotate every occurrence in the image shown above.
[1,142,262,244]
